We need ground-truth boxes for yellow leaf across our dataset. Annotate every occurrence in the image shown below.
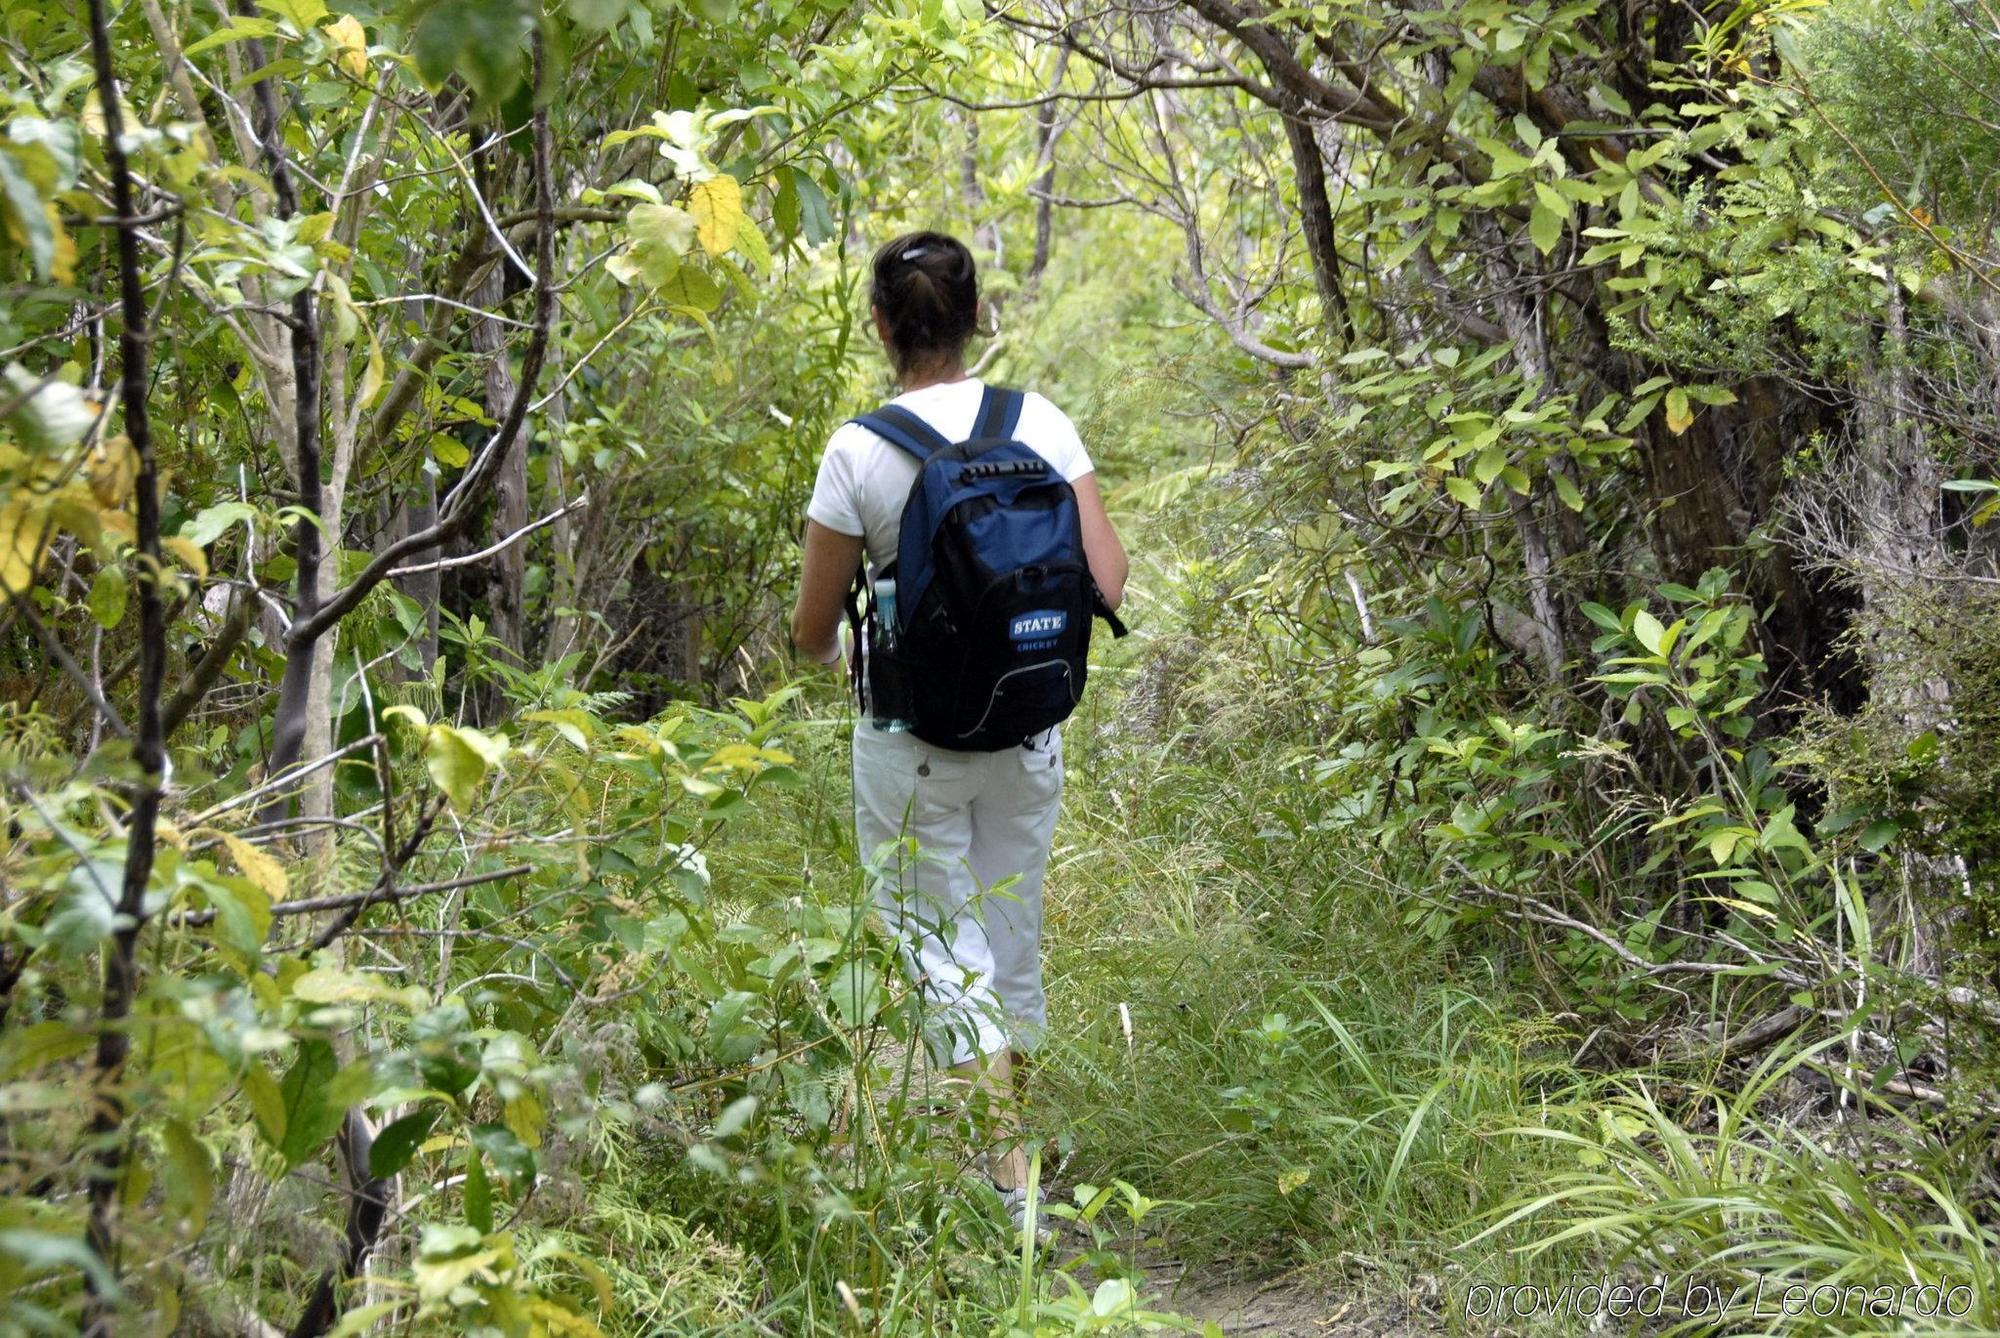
[97,508,135,544]
[161,535,208,577]
[689,175,743,258]
[291,967,416,1005]
[219,832,289,899]
[524,1298,606,1337]
[705,741,765,771]
[1664,386,1693,436]
[87,435,136,508]
[323,14,368,79]
[358,325,385,407]
[604,248,645,286]
[732,215,771,274]
[46,204,75,284]
[0,493,49,594]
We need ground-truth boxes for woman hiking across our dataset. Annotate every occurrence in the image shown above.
[788,230,1129,1236]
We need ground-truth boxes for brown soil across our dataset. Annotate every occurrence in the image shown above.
[1126,1256,1447,1336]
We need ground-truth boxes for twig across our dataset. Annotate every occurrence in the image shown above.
[276,81,559,655]
[81,0,169,1314]
[350,925,578,991]
[160,587,252,739]
[386,491,588,576]
[11,596,131,740]
[188,734,383,825]
[168,865,532,928]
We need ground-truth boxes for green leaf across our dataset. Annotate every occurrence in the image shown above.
[627,202,695,255]
[182,500,258,547]
[411,0,533,101]
[244,1060,286,1150]
[183,16,283,54]
[790,168,834,245]
[87,564,126,629]
[705,990,761,1062]
[1617,393,1662,433]
[202,872,272,962]
[772,171,800,239]
[324,1302,412,1338]
[470,1122,536,1189]
[1552,471,1584,512]
[1731,878,1780,906]
[615,202,697,287]
[1472,444,1506,485]
[732,216,772,273]
[0,149,54,280]
[709,1094,757,1139]
[1631,609,1666,655]
[423,724,507,811]
[564,0,626,30]
[828,961,883,1027]
[1579,601,1622,632]
[432,434,469,468]
[1444,475,1482,508]
[0,1021,91,1083]
[370,1107,442,1178]
[1859,819,1900,853]
[1529,200,1564,256]
[658,263,721,312]
[278,1039,345,1168]
[0,1228,118,1296]
[257,0,328,30]
[524,708,594,751]
[161,1119,214,1234]
[462,1142,492,1232]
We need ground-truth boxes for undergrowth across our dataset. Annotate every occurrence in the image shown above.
[491,504,2000,1337]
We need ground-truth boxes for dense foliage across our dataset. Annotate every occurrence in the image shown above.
[1,0,1997,1331]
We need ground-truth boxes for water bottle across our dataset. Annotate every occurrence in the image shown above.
[874,577,898,650]
[869,577,915,732]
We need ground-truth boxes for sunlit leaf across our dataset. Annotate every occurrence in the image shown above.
[689,174,743,257]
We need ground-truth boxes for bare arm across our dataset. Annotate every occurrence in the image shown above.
[791,520,865,664]
[1073,473,1129,610]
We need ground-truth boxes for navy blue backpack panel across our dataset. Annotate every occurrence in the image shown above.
[848,385,1126,752]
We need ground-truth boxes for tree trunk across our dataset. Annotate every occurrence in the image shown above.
[1026,51,1069,295]
[392,479,440,675]
[1489,244,1568,678]
[1281,110,1352,347]
[468,271,527,690]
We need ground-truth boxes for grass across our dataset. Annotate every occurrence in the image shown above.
[1033,683,1600,1297]
[503,527,2000,1336]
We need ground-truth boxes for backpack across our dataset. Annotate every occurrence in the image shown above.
[844,384,1127,752]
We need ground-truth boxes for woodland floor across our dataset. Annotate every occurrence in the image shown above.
[1136,1258,1448,1337]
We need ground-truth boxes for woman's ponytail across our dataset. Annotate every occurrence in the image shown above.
[870,231,978,377]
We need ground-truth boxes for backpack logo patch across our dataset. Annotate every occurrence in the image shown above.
[1010,609,1067,652]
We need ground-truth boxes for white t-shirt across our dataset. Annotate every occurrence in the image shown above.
[807,378,1093,573]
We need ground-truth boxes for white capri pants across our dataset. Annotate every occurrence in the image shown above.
[851,722,1064,1067]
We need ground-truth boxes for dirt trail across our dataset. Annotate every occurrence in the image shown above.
[1136,1259,1447,1336]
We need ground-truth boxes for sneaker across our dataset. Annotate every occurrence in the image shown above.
[997,1185,1054,1247]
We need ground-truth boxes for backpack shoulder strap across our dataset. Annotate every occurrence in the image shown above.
[851,404,952,461]
[971,385,1025,441]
